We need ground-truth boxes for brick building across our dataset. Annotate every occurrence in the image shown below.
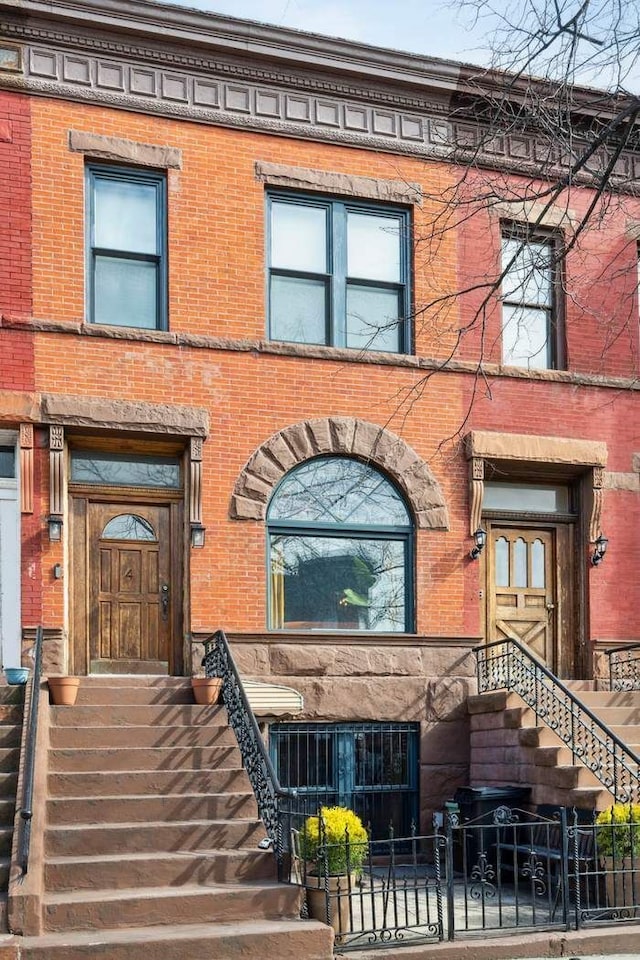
[0,0,639,838]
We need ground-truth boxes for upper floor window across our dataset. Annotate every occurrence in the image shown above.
[267,456,413,632]
[268,193,410,353]
[501,226,563,370]
[87,166,167,329]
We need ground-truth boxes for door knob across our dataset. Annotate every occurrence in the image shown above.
[161,583,170,621]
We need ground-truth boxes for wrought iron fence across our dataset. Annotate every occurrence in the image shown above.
[476,638,640,804]
[608,643,640,691]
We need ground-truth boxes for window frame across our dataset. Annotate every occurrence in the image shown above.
[86,163,168,330]
[266,456,414,633]
[267,191,412,354]
[500,222,565,370]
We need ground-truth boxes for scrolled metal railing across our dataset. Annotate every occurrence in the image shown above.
[202,629,297,869]
[17,625,44,876]
[476,638,639,804]
[607,642,640,691]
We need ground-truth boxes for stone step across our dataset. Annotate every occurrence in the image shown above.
[0,798,15,824]
[0,828,12,857]
[74,686,196,706]
[51,705,228,727]
[43,882,302,933]
[0,705,24,725]
[574,690,640,708]
[45,848,277,892]
[0,857,10,889]
[46,818,266,857]
[49,744,242,773]
[47,792,257,825]
[0,726,22,749]
[0,749,20,773]
[50,724,237,749]
[48,768,250,798]
[76,678,194,687]
[578,706,640,724]
[19,918,334,960]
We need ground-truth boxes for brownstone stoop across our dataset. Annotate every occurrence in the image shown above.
[8,677,333,960]
[468,683,640,811]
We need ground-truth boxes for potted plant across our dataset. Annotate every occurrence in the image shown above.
[300,806,368,939]
[596,803,640,911]
[48,676,80,706]
[191,676,222,705]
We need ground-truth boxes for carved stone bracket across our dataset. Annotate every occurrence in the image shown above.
[469,457,484,536]
[230,417,449,529]
[19,423,34,514]
[49,425,64,518]
[590,465,605,543]
[189,436,203,527]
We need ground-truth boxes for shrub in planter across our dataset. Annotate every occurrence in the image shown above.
[595,803,640,912]
[300,805,368,876]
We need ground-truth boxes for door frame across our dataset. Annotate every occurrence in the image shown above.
[70,485,185,676]
[483,515,577,679]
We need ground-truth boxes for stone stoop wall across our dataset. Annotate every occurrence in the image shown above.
[468,691,610,811]
[226,637,479,831]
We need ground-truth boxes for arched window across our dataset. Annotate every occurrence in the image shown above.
[101,514,156,541]
[267,456,413,632]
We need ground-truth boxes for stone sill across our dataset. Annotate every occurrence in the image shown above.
[2,315,638,393]
[194,631,482,647]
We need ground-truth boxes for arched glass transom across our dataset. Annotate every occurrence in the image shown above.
[101,514,156,541]
[267,457,413,633]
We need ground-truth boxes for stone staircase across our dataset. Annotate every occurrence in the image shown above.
[0,684,24,930]
[16,677,332,959]
[468,685,640,812]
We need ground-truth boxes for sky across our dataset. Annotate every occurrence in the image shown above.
[156,0,640,93]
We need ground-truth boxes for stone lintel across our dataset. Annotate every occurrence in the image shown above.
[41,394,208,437]
[0,390,41,424]
[69,130,182,168]
[466,430,607,468]
[492,199,578,230]
[255,161,422,205]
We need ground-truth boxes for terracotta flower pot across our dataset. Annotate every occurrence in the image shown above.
[191,677,222,705]
[305,873,355,942]
[48,676,80,706]
[603,856,640,914]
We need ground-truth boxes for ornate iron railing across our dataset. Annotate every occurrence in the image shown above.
[202,630,297,865]
[476,639,639,804]
[607,642,640,691]
[17,625,43,876]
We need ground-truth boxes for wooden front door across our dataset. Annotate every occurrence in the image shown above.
[488,525,557,670]
[88,503,172,673]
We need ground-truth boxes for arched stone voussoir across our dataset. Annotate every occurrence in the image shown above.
[230,418,449,529]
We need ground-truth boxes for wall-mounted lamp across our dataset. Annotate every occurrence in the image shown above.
[469,527,487,560]
[591,534,609,566]
[190,522,206,549]
[48,515,63,542]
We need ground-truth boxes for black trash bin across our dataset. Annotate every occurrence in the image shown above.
[452,785,531,874]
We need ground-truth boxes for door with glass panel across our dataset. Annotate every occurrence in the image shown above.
[69,450,183,675]
[489,526,556,668]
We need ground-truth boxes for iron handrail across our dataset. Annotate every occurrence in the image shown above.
[202,630,296,850]
[475,638,639,804]
[17,625,43,876]
[606,641,640,691]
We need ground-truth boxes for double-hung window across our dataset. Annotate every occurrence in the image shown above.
[87,165,167,329]
[501,225,563,369]
[268,193,410,353]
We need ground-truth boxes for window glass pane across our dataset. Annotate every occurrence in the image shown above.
[502,304,550,368]
[514,537,528,587]
[484,483,569,513]
[270,275,326,344]
[355,729,409,786]
[347,212,401,282]
[495,537,509,587]
[71,452,180,488]
[531,539,546,588]
[0,446,15,479]
[502,237,552,305]
[101,514,156,541]
[346,286,401,353]
[271,201,327,273]
[94,177,158,254]
[270,534,406,631]
[94,257,157,329]
[268,457,410,526]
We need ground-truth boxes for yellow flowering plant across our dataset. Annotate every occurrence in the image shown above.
[300,806,369,875]
[595,803,640,858]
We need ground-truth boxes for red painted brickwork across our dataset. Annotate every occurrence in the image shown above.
[8,95,637,663]
[0,91,32,325]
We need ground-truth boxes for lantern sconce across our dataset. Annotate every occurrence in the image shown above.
[469,527,487,561]
[591,534,608,567]
[48,515,63,542]
[190,522,206,549]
